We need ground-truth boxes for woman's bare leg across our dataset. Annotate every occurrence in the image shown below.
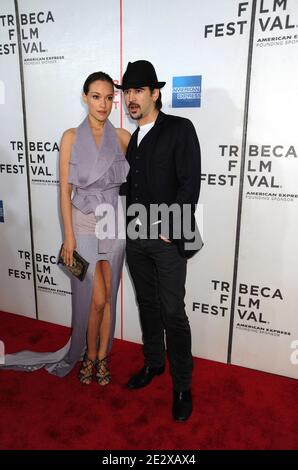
[97,260,111,360]
[86,261,107,360]
[78,261,106,384]
[79,260,112,384]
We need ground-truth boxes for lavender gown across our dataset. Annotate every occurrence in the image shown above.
[1,117,129,377]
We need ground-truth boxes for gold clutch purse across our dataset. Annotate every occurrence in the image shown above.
[57,245,89,281]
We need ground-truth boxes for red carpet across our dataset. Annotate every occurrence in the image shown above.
[0,311,297,450]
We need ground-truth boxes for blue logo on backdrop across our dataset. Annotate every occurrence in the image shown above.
[172,76,202,108]
[0,201,4,223]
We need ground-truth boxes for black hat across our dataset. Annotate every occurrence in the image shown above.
[115,60,166,91]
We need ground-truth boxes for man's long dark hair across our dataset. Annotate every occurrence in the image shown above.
[149,86,162,110]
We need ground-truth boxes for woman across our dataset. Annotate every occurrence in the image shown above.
[1,72,130,385]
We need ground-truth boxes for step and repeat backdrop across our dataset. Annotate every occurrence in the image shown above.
[0,0,297,379]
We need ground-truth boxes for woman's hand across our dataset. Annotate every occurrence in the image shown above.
[61,236,76,266]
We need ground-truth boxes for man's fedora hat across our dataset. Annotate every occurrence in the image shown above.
[115,60,166,91]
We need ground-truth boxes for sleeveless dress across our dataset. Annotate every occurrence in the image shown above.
[0,117,129,377]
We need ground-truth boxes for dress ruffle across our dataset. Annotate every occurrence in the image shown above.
[68,117,129,215]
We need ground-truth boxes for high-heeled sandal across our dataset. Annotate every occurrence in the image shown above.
[78,353,95,385]
[95,356,111,386]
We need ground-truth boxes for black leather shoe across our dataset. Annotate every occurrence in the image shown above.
[172,389,192,421]
[127,365,165,389]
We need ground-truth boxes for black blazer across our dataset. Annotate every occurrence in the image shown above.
[122,111,203,258]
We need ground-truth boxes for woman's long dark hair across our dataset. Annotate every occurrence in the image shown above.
[83,71,114,94]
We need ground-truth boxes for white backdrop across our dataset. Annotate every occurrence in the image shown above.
[231,0,298,378]
[0,0,297,379]
[0,0,35,318]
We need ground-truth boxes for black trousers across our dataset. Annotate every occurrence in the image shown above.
[126,238,193,392]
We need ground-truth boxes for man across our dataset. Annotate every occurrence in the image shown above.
[116,60,202,421]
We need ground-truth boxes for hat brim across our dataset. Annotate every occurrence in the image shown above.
[115,81,166,90]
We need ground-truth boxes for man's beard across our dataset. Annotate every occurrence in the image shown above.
[130,113,142,120]
[128,104,142,120]
[129,111,142,120]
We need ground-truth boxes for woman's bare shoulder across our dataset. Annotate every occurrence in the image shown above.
[116,127,131,138]
[116,128,131,152]
[61,127,76,142]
